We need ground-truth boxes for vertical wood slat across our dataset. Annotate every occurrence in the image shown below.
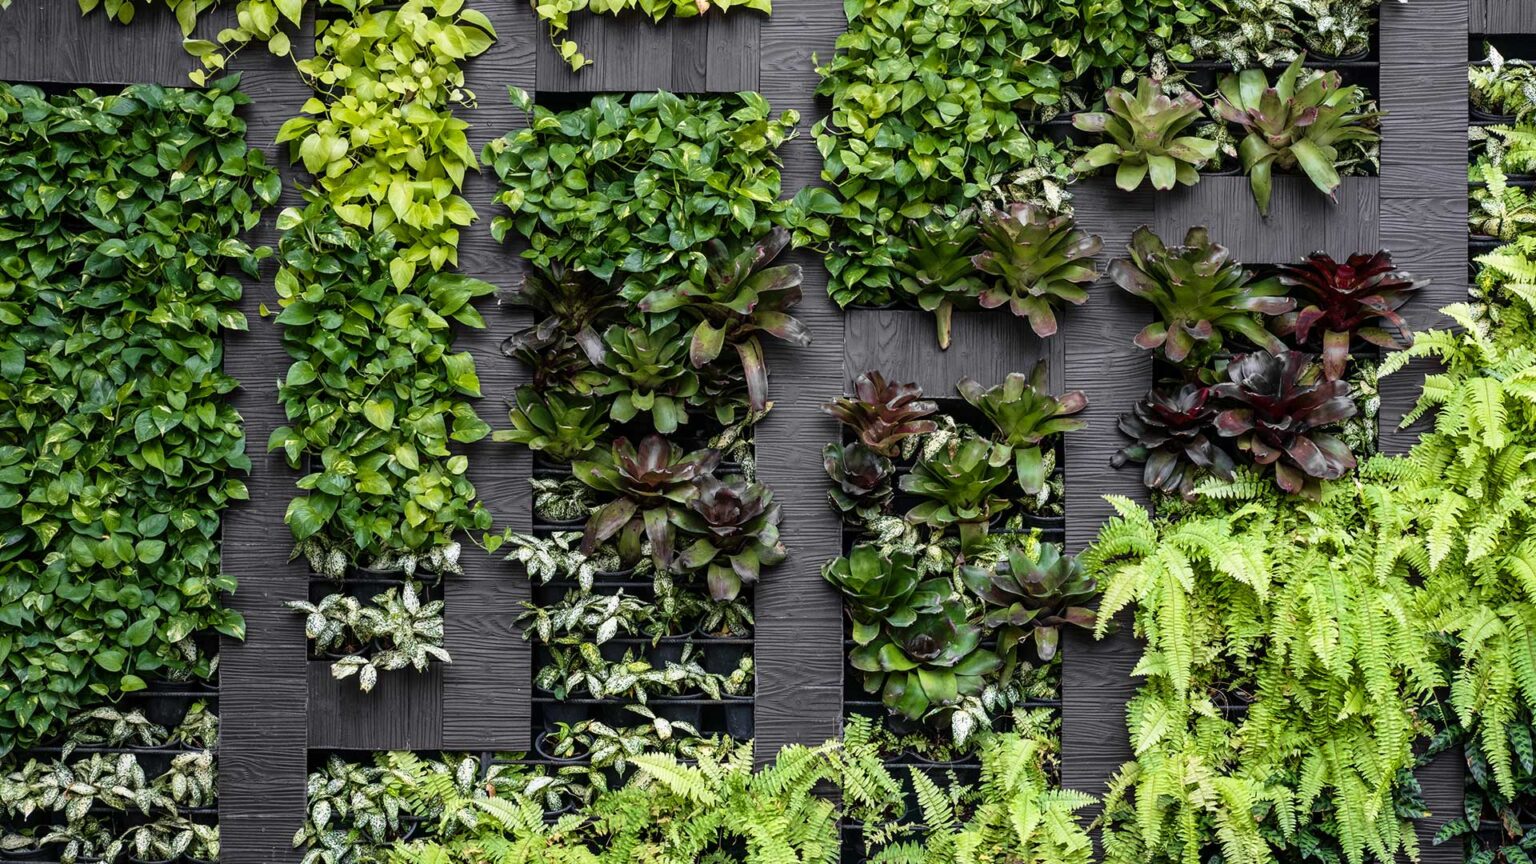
[1378,0,1469,444]
[439,0,539,753]
[220,41,317,864]
[753,0,846,762]
[1059,179,1156,833]
[1377,1,1469,860]
[1478,0,1536,34]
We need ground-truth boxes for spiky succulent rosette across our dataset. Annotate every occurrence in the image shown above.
[1275,250,1423,381]
[1110,226,1293,367]
[823,442,894,521]
[960,542,1097,662]
[1213,350,1358,497]
[822,371,938,456]
[573,435,720,568]
[971,203,1102,338]
[1113,383,1235,499]
[673,475,786,602]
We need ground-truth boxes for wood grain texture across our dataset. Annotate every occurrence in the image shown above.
[440,0,537,754]
[0,0,234,85]
[534,9,762,93]
[1377,1,1468,856]
[1378,0,1470,461]
[1058,179,1154,830]
[1479,0,1536,34]
[843,310,1051,395]
[218,43,316,864]
[307,662,445,749]
[753,0,846,763]
[1154,176,1379,262]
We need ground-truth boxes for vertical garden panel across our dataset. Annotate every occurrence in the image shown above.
[0,1,1498,862]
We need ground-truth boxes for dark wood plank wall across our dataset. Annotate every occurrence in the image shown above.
[533,9,761,93]
[1379,2,1472,861]
[1478,0,1536,34]
[0,0,1476,860]
[753,0,847,762]
[1153,176,1380,262]
[216,47,314,864]
[441,0,538,753]
[1058,179,1155,835]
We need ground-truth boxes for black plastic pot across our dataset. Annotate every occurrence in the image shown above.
[532,453,574,474]
[721,697,753,740]
[701,639,749,677]
[533,730,588,763]
[1309,47,1370,64]
[129,856,177,864]
[649,697,703,730]
[1471,105,1518,125]
[591,566,637,585]
[0,846,51,861]
[904,748,977,768]
[537,697,590,732]
[533,513,588,530]
[1019,512,1066,543]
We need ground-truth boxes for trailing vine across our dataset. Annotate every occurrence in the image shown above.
[0,76,276,753]
[263,0,498,700]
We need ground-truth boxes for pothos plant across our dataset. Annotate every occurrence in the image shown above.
[275,0,494,280]
[808,0,1079,308]
[0,77,273,755]
[485,88,799,293]
[268,201,495,565]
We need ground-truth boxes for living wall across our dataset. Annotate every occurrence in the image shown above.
[0,0,1491,863]
[0,74,274,860]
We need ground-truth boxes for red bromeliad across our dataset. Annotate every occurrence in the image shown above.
[1275,250,1424,381]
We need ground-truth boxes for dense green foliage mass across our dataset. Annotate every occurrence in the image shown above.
[271,0,498,566]
[0,76,276,754]
[486,89,800,295]
[1087,240,1536,863]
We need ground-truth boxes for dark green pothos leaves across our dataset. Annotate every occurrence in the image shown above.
[0,76,273,754]
[484,89,799,295]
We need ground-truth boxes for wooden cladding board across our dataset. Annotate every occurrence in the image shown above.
[0,0,1476,858]
[752,0,847,762]
[1378,2,1470,859]
[1474,0,1536,34]
[1059,179,1155,830]
[534,9,761,93]
[1152,175,1379,262]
